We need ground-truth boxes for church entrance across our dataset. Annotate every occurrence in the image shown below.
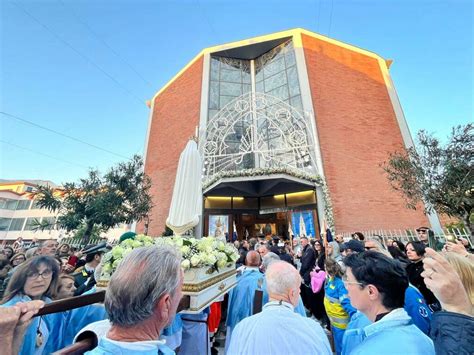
[203,189,320,241]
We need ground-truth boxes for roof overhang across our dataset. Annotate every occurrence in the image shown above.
[212,37,292,60]
[203,173,316,197]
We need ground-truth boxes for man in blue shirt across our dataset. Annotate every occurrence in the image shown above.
[85,245,182,355]
[227,261,331,355]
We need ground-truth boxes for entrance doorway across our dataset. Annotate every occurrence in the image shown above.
[204,209,319,241]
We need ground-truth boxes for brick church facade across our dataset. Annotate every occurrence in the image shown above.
[142,29,436,238]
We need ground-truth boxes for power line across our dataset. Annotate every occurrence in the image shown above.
[0,111,130,159]
[328,0,335,36]
[194,0,232,58]
[316,0,322,33]
[57,0,155,89]
[9,0,147,107]
[0,139,89,169]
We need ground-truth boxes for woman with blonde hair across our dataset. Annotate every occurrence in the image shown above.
[443,252,474,306]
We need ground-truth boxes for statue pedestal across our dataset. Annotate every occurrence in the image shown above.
[181,265,237,314]
[97,264,237,314]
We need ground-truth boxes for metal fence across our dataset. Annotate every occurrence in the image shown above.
[341,228,472,248]
[58,236,119,248]
[1,236,119,249]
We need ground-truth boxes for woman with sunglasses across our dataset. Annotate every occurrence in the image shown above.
[1,256,61,355]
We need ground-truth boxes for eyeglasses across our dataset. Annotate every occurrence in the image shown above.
[342,276,364,286]
[365,246,376,250]
[27,270,53,279]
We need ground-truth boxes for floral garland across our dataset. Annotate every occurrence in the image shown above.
[203,167,335,231]
[99,235,239,281]
[203,167,324,189]
[321,180,335,231]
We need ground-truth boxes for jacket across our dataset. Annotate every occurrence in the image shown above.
[342,286,432,355]
[342,311,371,355]
[406,260,438,306]
[350,308,434,355]
[404,285,432,334]
[430,311,474,355]
[324,276,356,329]
[73,265,96,296]
[300,244,316,284]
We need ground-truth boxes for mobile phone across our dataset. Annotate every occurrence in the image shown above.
[445,234,456,242]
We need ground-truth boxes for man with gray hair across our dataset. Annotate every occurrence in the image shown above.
[38,239,58,256]
[261,252,280,272]
[85,244,183,354]
[227,261,331,355]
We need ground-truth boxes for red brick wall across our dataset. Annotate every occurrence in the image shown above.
[141,56,204,236]
[302,34,429,232]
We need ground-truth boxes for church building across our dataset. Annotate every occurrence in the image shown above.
[142,28,437,239]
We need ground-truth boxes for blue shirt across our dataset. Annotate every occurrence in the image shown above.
[1,293,107,354]
[349,308,434,355]
[1,295,62,355]
[228,301,332,355]
[85,337,175,355]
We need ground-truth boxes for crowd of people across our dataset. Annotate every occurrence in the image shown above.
[0,227,472,354]
[224,228,473,354]
[0,238,109,354]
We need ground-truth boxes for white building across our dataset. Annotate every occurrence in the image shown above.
[0,180,131,243]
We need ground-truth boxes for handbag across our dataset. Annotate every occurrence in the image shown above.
[310,267,326,293]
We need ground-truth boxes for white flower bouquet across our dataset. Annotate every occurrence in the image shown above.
[98,234,239,282]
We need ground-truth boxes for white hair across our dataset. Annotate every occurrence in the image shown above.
[265,261,300,296]
[105,245,181,326]
[366,238,392,258]
[262,252,280,270]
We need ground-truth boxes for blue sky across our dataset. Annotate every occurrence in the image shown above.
[1,0,472,184]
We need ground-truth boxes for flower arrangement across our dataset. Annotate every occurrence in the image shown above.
[99,235,239,282]
[203,167,324,189]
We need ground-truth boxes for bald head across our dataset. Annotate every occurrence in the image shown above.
[246,250,261,267]
[265,261,301,306]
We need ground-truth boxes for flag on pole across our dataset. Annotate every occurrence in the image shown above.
[320,218,327,236]
[299,214,307,237]
[288,222,293,238]
[232,221,238,242]
[320,218,333,250]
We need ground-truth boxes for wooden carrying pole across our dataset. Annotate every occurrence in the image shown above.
[35,291,191,317]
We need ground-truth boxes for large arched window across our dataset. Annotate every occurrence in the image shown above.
[204,40,316,181]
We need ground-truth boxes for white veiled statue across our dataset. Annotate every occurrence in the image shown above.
[166,139,203,236]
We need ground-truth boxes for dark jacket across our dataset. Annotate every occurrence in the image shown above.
[300,244,316,284]
[406,260,439,306]
[430,311,474,355]
[279,252,295,267]
[316,251,326,271]
[73,266,96,296]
